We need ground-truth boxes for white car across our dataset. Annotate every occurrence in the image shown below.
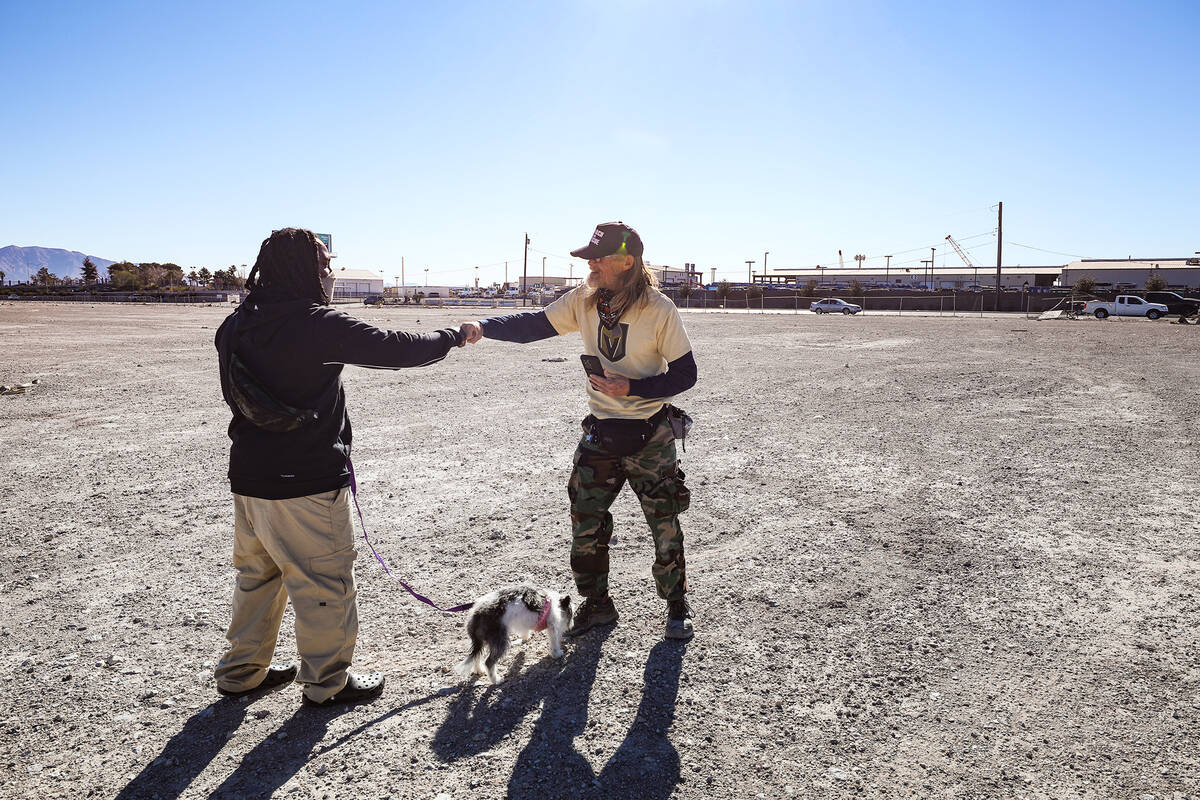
[810,298,862,315]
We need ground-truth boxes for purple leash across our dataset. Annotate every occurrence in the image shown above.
[347,457,473,613]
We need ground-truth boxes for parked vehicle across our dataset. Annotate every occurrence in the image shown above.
[810,298,862,315]
[1142,291,1200,317]
[1082,295,1169,320]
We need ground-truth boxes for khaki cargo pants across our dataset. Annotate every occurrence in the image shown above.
[214,487,358,704]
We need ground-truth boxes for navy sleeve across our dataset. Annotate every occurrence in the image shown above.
[627,351,697,399]
[479,310,559,343]
[316,308,462,369]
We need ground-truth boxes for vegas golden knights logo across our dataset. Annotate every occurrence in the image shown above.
[597,323,629,361]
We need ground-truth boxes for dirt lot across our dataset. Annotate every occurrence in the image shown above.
[0,302,1197,800]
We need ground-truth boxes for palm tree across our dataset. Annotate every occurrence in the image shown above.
[0,269,5,286]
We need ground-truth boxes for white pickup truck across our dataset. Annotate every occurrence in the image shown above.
[1082,295,1169,320]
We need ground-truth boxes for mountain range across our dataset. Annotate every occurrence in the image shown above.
[0,246,117,284]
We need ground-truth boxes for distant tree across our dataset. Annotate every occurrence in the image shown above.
[35,267,54,287]
[139,263,165,288]
[110,269,138,288]
[800,280,818,298]
[82,257,98,285]
[160,263,184,288]
[109,261,139,285]
[848,279,866,297]
[715,281,732,307]
[746,285,764,302]
[1145,274,1168,292]
[188,269,199,286]
[0,269,5,286]
[197,267,213,287]
[1074,276,1097,295]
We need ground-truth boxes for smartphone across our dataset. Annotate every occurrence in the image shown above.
[580,354,606,378]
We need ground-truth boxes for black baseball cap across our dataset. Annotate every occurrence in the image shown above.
[569,221,644,259]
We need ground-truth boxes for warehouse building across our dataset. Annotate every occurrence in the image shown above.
[330,268,385,298]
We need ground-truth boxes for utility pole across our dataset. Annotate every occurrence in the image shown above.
[711,267,717,284]
[920,259,932,290]
[474,265,479,291]
[764,251,769,275]
[542,256,546,292]
[885,255,892,285]
[504,261,508,288]
[854,254,865,269]
[930,247,936,290]
[995,201,1003,310]
[522,233,529,307]
[401,256,405,297]
[745,260,755,286]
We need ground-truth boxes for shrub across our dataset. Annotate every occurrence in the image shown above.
[1145,274,1168,291]
[1074,276,1096,294]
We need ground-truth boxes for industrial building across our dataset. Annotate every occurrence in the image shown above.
[330,268,385,298]
[757,256,1200,291]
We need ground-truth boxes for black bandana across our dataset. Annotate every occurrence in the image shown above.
[597,289,620,329]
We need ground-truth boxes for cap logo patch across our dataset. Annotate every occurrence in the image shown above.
[590,229,604,245]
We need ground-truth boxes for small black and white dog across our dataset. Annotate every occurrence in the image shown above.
[454,584,572,684]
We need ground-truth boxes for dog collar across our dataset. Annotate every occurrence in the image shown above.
[533,599,552,631]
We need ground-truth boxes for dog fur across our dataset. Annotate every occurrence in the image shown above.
[454,584,572,684]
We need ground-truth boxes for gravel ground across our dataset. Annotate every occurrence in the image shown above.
[0,302,1197,800]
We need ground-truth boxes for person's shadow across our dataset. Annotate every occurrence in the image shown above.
[432,628,613,763]
[507,638,687,800]
[431,630,687,800]
[116,688,454,799]
[114,697,250,800]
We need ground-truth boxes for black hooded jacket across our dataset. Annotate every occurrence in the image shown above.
[216,291,461,499]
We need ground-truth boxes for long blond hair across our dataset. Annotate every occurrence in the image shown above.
[586,255,657,318]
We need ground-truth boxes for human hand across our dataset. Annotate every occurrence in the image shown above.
[588,370,630,397]
[459,321,483,344]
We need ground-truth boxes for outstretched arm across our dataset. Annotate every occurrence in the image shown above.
[460,310,559,344]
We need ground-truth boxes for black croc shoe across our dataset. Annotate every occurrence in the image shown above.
[217,662,298,698]
[303,672,386,707]
[565,596,618,638]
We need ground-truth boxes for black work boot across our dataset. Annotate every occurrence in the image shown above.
[565,595,618,638]
[665,598,694,640]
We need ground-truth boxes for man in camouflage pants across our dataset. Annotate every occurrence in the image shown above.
[461,221,697,640]
[569,418,690,603]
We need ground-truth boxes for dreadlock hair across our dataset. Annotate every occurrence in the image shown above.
[585,253,657,319]
[245,228,330,304]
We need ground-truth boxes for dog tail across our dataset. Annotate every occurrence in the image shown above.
[454,638,485,679]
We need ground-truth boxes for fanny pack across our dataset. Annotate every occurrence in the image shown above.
[585,404,690,457]
[217,310,319,433]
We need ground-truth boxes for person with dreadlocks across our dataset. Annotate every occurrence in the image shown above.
[213,227,468,707]
[460,221,698,640]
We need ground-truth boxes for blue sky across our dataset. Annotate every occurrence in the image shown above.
[2,0,1197,285]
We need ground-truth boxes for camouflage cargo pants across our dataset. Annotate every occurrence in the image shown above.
[567,416,690,601]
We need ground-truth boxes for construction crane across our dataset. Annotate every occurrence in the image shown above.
[945,234,979,287]
[944,234,975,268]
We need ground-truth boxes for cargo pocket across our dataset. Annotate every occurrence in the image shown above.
[669,468,691,514]
[306,547,356,603]
[641,467,690,517]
